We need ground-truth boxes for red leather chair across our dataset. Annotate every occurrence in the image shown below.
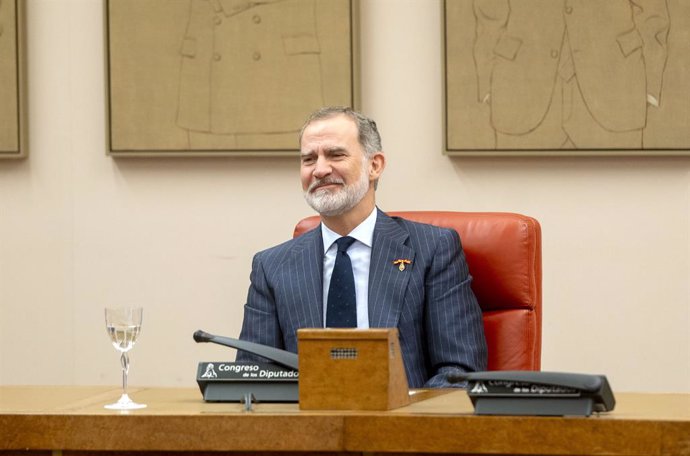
[294,211,542,371]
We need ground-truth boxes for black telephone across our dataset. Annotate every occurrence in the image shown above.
[448,371,615,416]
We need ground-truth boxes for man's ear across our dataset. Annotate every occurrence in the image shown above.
[369,151,386,180]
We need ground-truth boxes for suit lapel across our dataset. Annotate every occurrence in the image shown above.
[288,226,325,328]
[368,210,415,328]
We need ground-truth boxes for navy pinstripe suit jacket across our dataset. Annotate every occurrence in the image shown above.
[237,209,488,388]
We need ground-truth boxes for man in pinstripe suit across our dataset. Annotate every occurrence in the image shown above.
[237,107,487,388]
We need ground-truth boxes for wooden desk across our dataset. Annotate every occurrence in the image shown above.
[1,386,688,456]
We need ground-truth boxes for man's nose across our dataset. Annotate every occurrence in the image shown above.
[312,157,332,178]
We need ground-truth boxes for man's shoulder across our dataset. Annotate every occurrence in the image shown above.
[255,225,320,261]
[384,213,459,240]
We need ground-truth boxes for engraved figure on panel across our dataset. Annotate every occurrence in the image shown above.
[176,0,324,148]
[472,0,670,149]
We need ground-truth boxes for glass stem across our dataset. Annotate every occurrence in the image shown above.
[120,351,130,396]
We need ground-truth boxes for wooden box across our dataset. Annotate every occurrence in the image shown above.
[297,328,410,410]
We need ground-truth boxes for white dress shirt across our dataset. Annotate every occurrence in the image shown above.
[321,208,377,328]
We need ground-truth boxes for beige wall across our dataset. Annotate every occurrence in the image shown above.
[0,0,688,393]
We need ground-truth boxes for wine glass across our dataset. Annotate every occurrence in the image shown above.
[104,307,146,410]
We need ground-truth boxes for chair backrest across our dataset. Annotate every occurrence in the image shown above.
[293,211,542,371]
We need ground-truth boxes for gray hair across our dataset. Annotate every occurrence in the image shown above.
[298,106,382,158]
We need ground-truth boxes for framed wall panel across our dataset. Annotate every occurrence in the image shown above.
[0,0,23,159]
[106,0,357,157]
[444,0,690,156]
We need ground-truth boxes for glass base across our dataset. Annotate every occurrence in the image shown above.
[104,393,147,410]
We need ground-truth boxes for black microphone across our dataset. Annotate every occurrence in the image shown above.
[193,330,299,370]
[192,330,217,343]
[446,372,470,384]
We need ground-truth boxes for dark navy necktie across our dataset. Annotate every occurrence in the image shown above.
[326,236,357,328]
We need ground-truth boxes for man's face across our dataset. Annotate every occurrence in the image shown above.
[300,115,371,217]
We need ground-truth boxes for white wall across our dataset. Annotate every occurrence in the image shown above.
[0,0,688,393]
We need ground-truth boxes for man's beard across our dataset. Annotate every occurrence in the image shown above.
[303,166,370,217]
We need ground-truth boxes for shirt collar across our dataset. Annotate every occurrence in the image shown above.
[321,207,378,253]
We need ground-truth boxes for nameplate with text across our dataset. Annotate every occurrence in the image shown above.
[196,362,298,402]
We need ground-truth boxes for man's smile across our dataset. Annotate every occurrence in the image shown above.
[309,179,344,193]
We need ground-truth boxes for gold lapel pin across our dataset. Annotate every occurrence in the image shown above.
[392,259,412,271]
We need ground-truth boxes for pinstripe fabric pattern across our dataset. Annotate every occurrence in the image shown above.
[238,209,488,388]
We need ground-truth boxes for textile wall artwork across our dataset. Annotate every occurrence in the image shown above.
[444,0,690,155]
[0,0,22,158]
[107,0,356,156]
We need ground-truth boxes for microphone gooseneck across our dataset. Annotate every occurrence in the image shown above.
[193,329,299,370]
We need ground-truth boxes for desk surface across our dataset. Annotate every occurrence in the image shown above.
[1,386,689,455]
